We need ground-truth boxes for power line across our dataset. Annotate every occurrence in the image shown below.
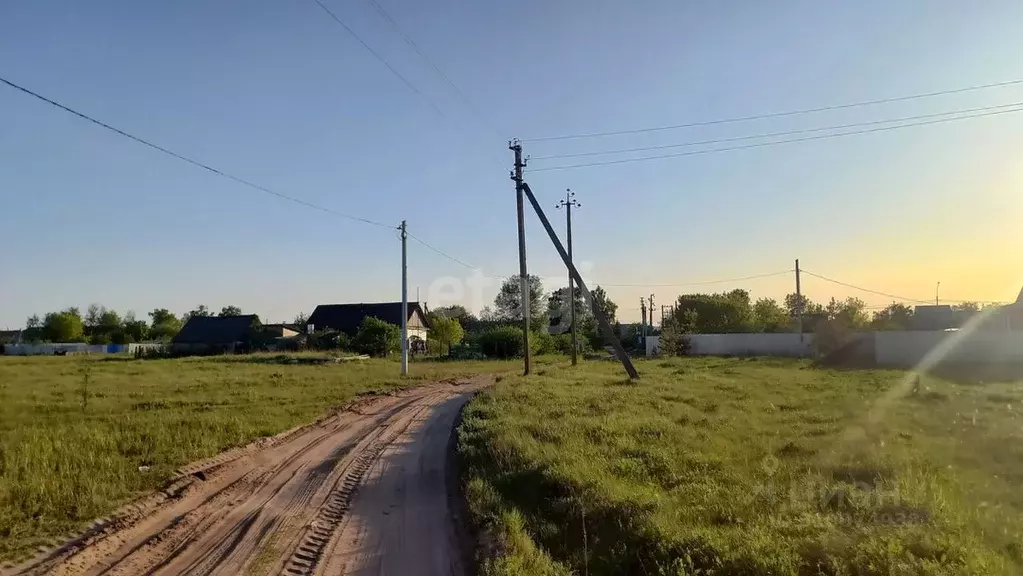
[406,232,504,278]
[529,105,1023,172]
[529,101,1023,161]
[597,270,793,287]
[0,75,392,228]
[801,270,931,304]
[310,0,446,118]
[523,77,1023,142]
[361,0,505,139]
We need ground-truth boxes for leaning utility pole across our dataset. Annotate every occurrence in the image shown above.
[520,182,638,378]
[795,259,803,343]
[510,140,531,375]
[400,220,409,375]
[556,189,581,365]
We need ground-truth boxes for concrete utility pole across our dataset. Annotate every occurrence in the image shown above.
[795,259,803,343]
[556,189,581,365]
[510,140,531,375]
[936,281,941,305]
[640,298,647,344]
[400,220,408,376]
[519,182,638,378]
[648,294,655,329]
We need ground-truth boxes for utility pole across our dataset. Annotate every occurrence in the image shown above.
[795,259,803,343]
[640,298,647,345]
[519,182,638,379]
[556,189,581,365]
[510,140,531,375]
[936,281,940,306]
[648,295,655,329]
[400,220,408,376]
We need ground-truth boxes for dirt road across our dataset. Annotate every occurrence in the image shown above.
[7,380,482,576]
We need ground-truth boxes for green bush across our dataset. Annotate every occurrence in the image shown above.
[479,326,526,359]
[530,331,558,356]
[354,317,401,357]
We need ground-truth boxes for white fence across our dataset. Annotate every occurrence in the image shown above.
[646,330,1023,368]
[873,330,1023,367]
[646,333,813,358]
[2,343,163,356]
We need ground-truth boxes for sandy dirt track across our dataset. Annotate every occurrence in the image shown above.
[6,379,483,576]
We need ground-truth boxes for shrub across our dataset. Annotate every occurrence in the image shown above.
[658,321,692,357]
[354,317,401,357]
[479,326,526,359]
[450,343,486,360]
[531,330,558,356]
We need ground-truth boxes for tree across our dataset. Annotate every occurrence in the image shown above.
[784,293,825,317]
[871,302,914,331]
[753,298,791,332]
[85,304,104,332]
[293,312,309,327]
[149,308,182,341]
[122,311,149,342]
[548,286,592,333]
[24,314,44,342]
[494,274,547,327]
[479,306,499,321]
[43,308,84,342]
[825,297,869,329]
[430,316,464,356]
[219,305,243,317]
[660,308,698,356]
[589,285,618,326]
[952,301,980,313]
[183,305,211,323]
[673,291,754,333]
[354,316,401,357]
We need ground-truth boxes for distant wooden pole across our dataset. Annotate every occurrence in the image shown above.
[795,259,803,343]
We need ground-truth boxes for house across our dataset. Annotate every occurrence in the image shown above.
[263,324,301,338]
[912,305,957,331]
[307,302,429,342]
[0,330,22,345]
[171,314,262,354]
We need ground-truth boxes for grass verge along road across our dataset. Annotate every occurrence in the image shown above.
[458,357,1023,576]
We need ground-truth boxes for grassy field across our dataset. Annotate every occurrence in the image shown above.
[458,357,1023,576]
[0,353,515,563]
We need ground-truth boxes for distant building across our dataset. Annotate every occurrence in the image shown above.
[307,302,429,342]
[171,315,262,354]
[0,330,22,345]
[262,324,301,338]
[912,305,956,331]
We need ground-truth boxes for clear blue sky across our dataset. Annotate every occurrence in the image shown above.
[2,0,1022,327]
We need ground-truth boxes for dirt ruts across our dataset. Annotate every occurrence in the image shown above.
[4,378,486,576]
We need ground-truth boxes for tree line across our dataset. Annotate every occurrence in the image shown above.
[18,304,252,344]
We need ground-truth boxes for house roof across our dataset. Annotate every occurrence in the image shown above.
[307,302,427,334]
[1017,287,1022,305]
[172,315,260,344]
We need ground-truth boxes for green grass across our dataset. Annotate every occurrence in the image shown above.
[458,357,1023,576]
[0,353,515,563]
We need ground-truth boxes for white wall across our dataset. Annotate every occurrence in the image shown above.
[647,333,813,357]
[4,343,109,355]
[874,330,1023,367]
[3,342,163,356]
